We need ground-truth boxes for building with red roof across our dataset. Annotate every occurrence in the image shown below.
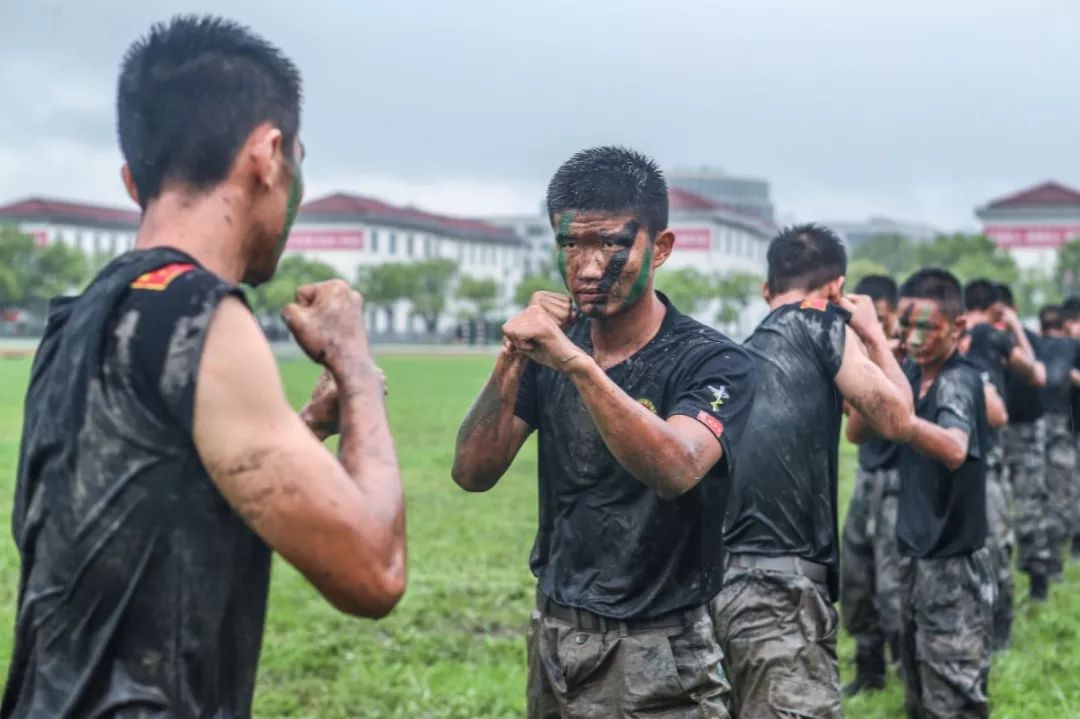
[0,196,139,255]
[976,181,1080,270]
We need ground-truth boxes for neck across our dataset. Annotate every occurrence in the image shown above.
[590,289,665,357]
[133,187,252,283]
[768,286,829,309]
[1046,329,1065,337]
[919,346,957,383]
[964,310,992,325]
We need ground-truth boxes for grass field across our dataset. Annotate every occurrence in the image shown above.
[1,354,1079,717]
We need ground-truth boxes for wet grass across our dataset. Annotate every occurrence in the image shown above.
[0,354,1078,716]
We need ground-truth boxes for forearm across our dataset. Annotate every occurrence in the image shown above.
[845,406,875,444]
[568,357,704,498]
[907,418,967,470]
[864,334,913,410]
[452,352,527,490]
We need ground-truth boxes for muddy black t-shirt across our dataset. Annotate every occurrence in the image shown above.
[858,437,900,472]
[3,251,271,718]
[515,293,756,619]
[1039,335,1080,416]
[896,352,988,559]
[722,299,849,599]
[1004,329,1044,424]
[965,322,1014,398]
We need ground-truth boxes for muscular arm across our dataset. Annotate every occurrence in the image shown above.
[835,327,916,441]
[193,297,406,618]
[845,405,875,444]
[451,350,533,492]
[563,357,724,500]
[985,382,1008,428]
[907,419,969,471]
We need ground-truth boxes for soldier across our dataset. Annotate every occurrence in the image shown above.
[1063,295,1080,558]
[961,279,1043,650]
[453,146,758,718]
[997,285,1053,601]
[840,274,904,696]
[715,225,915,718]
[893,268,1005,719]
[1035,305,1080,580]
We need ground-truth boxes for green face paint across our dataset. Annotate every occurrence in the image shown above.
[276,158,304,256]
[555,211,574,289]
[907,304,934,351]
[621,242,653,308]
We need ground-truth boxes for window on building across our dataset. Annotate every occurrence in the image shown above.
[389,233,397,255]
[407,234,414,256]
[425,237,434,258]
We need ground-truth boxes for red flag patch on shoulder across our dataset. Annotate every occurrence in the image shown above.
[131,263,196,291]
[800,298,829,311]
[696,410,725,438]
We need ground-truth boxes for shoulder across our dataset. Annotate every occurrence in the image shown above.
[938,356,983,401]
[670,313,754,369]
[127,263,242,308]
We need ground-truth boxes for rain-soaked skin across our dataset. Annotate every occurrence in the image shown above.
[899,299,959,396]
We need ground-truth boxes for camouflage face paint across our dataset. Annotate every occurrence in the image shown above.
[276,161,304,255]
[622,241,653,308]
[555,211,574,288]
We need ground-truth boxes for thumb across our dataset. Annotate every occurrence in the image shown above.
[295,283,319,306]
[281,302,305,328]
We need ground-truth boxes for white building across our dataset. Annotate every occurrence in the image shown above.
[820,216,939,249]
[0,197,139,256]
[976,181,1080,272]
[290,193,527,335]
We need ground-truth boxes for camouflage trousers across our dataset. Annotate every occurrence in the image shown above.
[1001,420,1053,577]
[840,466,902,668]
[527,600,732,718]
[1044,413,1075,575]
[984,442,1014,646]
[898,547,994,719]
[712,568,841,719]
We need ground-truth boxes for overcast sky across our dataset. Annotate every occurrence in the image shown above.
[2,0,1078,230]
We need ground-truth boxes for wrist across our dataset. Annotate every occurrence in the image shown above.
[332,359,382,394]
[560,352,596,378]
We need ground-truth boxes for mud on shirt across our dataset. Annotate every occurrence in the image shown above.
[3,250,270,718]
[721,298,850,600]
[514,292,756,620]
[896,352,988,559]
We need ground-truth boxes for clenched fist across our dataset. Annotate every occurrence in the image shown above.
[282,279,371,373]
[838,293,887,346]
[528,291,577,330]
[300,366,388,440]
[503,305,589,373]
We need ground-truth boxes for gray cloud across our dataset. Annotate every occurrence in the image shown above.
[2,0,1079,228]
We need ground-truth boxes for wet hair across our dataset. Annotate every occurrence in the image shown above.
[854,274,898,308]
[546,146,668,238]
[899,268,964,320]
[765,224,847,294]
[1063,296,1080,314]
[117,15,302,209]
[997,282,1015,308]
[963,279,999,311]
[1040,305,1065,332]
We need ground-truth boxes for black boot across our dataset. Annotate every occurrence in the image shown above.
[1030,573,1049,602]
[843,644,887,697]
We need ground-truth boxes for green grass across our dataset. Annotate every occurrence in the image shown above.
[1,354,1079,717]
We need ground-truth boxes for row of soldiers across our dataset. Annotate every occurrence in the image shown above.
[840,276,1080,697]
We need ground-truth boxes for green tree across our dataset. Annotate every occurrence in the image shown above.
[513,274,565,307]
[1015,268,1061,318]
[915,233,1019,285]
[1056,238,1080,297]
[407,258,458,333]
[850,234,917,277]
[356,262,414,333]
[655,267,715,315]
[845,258,889,291]
[0,226,87,310]
[249,254,339,315]
[456,276,499,319]
[715,271,763,326]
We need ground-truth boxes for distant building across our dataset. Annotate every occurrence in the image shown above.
[821,217,939,250]
[667,167,775,224]
[976,181,1080,271]
[291,193,527,335]
[0,197,139,255]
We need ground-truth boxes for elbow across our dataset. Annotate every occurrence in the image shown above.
[334,547,408,619]
[878,411,916,443]
[451,462,497,493]
[943,453,966,472]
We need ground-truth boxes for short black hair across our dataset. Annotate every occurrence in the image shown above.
[1061,299,1080,323]
[766,224,847,294]
[546,146,668,238]
[854,274,898,308]
[963,279,999,311]
[1063,295,1080,313]
[117,16,302,208]
[899,268,964,320]
[1040,305,1065,332]
[997,282,1015,308]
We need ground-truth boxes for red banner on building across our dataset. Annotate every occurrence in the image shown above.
[286,230,365,250]
[31,230,48,248]
[985,225,1080,248]
[672,227,711,251]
